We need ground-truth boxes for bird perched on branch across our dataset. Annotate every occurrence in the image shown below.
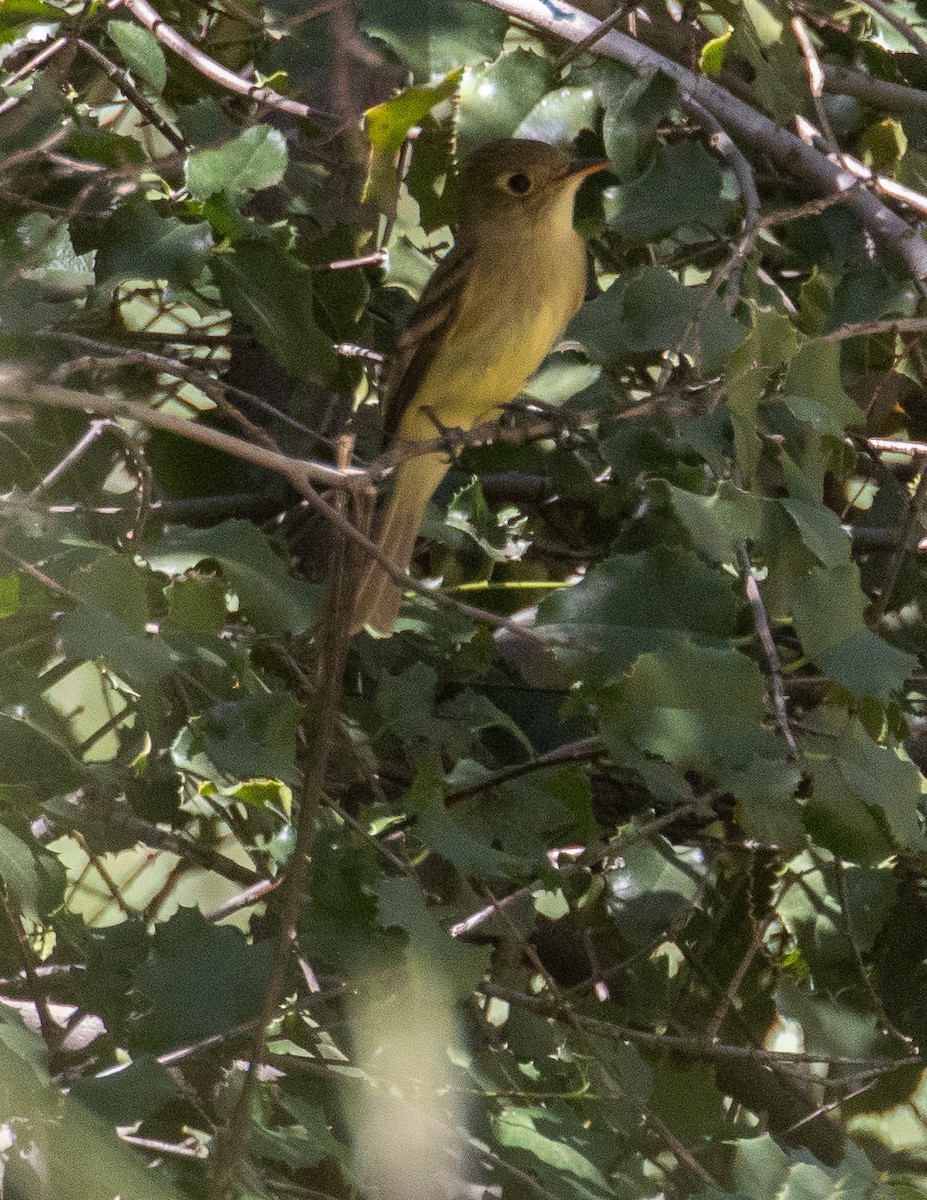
[349,137,607,636]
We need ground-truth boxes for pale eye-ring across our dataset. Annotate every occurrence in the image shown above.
[505,172,532,195]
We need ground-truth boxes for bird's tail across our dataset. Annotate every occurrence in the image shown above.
[349,451,449,636]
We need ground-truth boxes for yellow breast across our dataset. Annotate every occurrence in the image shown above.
[397,199,587,442]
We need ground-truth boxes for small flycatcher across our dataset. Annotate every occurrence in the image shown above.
[350,138,607,635]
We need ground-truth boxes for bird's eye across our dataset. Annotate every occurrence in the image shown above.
[506,172,532,194]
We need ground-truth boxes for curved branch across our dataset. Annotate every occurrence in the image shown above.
[475,0,927,280]
[112,0,332,122]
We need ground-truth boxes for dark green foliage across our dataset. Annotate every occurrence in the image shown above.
[4,1,927,1198]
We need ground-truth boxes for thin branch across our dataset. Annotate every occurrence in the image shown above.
[444,736,605,806]
[474,0,927,279]
[791,16,837,148]
[29,420,109,497]
[73,38,186,153]
[111,0,334,121]
[553,2,629,69]
[681,97,760,310]
[209,446,356,1199]
[449,805,697,939]
[0,368,366,493]
[867,436,927,457]
[738,548,798,755]
[826,317,927,341]
[1,35,68,87]
[0,889,61,1059]
[41,330,325,444]
[481,982,918,1069]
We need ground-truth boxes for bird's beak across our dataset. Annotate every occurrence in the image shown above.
[563,157,609,181]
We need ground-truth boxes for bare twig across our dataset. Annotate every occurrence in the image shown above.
[41,330,325,444]
[0,889,61,1058]
[2,35,69,87]
[445,736,605,806]
[826,318,927,341]
[682,97,760,310]
[0,368,365,493]
[73,38,186,153]
[481,982,917,1069]
[111,0,333,121]
[792,16,837,150]
[867,436,927,457]
[450,805,697,938]
[29,420,109,497]
[553,2,629,69]
[738,548,798,755]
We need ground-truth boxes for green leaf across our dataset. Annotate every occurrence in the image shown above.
[363,71,461,213]
[359,0,505,75]
[94,200,213,287]
[801,706,922,855]
[366,69,462,153]
[700,27,733,77]
[569,265,743,371]
[610,141,735,239]
[781,338,861,430]
[134,907,273,1043]
[197,693,302,785]
[607,838,704,945]
[407,765,529,875]
[664,480,763,563]
[59,607,180,687]
[459,48,555,151]
[374,876,491,996]
[598,638,780,774]
[728,759,805,851]
[725,303,800,483]
[779,498,851,569]
[211,241,336,384]
[515,84,600,146]
[0,0,63,41]
[144,519,318,635]
[68,552,150,631]
[0,573,20,618]
[106,20,167,92]
[186,125,288,200]
[602,70,677,180]
[0,277,66,334]
[494,1107,611,1197]
[0,824,40,915]
[0,711,82,790]
[70,1056,176,1123]
[537,546,740,680]
[163,577,227,636]
[792,564,917,697]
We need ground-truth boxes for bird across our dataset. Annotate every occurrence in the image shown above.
[349,138,607,636]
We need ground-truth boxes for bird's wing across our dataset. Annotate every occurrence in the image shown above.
[381,239,476,440]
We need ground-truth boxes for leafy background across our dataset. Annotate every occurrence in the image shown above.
[5,0,927,1197]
